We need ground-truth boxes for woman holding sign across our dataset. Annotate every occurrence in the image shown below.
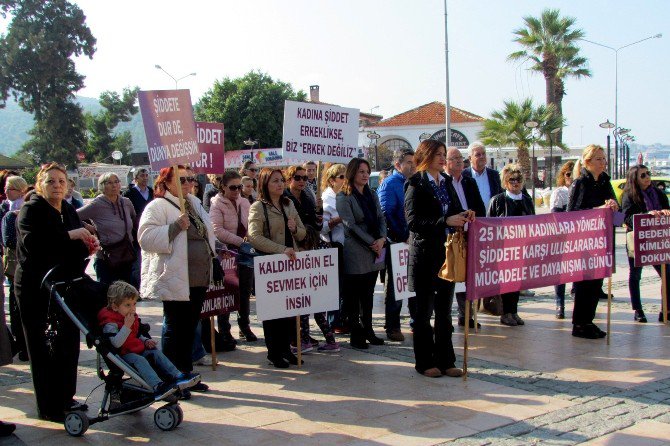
[138,166,213,396]
[622,165,670,323]
[487,164,535,327]
[405,140,474,378]
[248,167,306,368]
[568,145,618,339]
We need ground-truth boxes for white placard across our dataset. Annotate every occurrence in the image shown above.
[282,100,360,164]
[390,243,415,301]
[254,248,339,321]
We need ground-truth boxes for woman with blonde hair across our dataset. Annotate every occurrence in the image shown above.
[550,160,575,319]
[568,144,618,339]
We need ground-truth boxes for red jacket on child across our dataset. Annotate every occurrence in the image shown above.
[97,307,145,355]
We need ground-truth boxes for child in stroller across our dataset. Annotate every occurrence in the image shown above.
[97,281,199,401]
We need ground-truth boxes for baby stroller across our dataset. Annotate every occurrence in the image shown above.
[41,267,200,436]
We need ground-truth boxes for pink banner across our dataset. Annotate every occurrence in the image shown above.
[223,148,302,169]
[201,250,240,318]
[633,214,670,267]
[192,122,225,174]
[465,209,614,301]
[137,89,200,170]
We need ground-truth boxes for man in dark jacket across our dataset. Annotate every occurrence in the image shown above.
[123,168,153,289]
[445,147,486,328]
[378,148,416,341]
[462,141,503,210]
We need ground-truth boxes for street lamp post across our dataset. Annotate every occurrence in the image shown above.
[599,119,615,174]
[525,120,539,202]
[615,127,630,178]
[243,138,257,164]
[367,131,381,170]
[154,64,197,89]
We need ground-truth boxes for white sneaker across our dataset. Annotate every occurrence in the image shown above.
[193,354,214,366]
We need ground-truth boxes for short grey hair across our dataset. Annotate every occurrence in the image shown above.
[98,172,119,192]
[134,168,149,179]
[468,141,486,156]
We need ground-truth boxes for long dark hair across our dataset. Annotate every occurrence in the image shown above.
[342,158,371,196]
[623,164,648,207]
[414,139,446,172]
[256,167,289,206]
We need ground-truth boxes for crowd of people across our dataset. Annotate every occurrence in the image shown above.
[1,139,669,431]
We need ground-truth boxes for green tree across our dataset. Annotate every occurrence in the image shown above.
[479,99,564,187]
[0,0,96,164]
[85,87,139,163]
[508,8,590,144]
[194,70,307,150]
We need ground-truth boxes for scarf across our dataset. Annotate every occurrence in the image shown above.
[352,187,380,239]
[642,186,662,211]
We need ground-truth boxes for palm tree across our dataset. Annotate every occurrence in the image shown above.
[508,9,590,144]
[479,99,565,187]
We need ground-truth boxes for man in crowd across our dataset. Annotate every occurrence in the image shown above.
[462,141,503,209]
[445,147,486,328]
[123,168,154,289]
[303,160,322,210]
[377,148,416,342]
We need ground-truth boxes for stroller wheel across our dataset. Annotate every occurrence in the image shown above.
[64,411,89,437]
[154,405,179,431]
[173,404,183,426]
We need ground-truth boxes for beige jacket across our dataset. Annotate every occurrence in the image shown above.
[247,198,306,253]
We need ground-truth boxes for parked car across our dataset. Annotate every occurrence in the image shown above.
[611,176,670,204]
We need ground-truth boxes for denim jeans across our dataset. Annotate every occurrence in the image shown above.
[122,349,181,390]
[191,320,207,362]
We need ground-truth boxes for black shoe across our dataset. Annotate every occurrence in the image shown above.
[281,352,304,365]
[634,310,647,323]
[239,327,258,342]
[0,421,16,437]
[69,400,88,412]
[178,389,191,400]
[365,333,384,346]
[153,382,176,401]
[268,357,289,368]
[556,307,565,319]
[17,351,29,362]
[572,324,600,339]
[589,323,607,338]
[599,290,609,300]
[350,338,368,349]
[39,412,65,423]
[190,382,209,393]
[458,317,481,329]
[660,312,668,322]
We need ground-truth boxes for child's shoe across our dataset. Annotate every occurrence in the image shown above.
[154,381,177,401]
[175,372,200,389]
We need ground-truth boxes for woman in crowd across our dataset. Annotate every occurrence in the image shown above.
[240,161,259,200]
[488,164,534,326]
[65,179,84,209]
[321,164,347,332]
[568,144,619,339]
[336,158,387,349]
[549,161,575,319]
[209,170,257,342]
[2,176,29,361]
[622,164,670,323]
[405,140,472,378]
[191,178,204,203]
[138,166,211,397]
[284,165,339,352]
[241,176,256,204]
[15,163,98,421]
[77,172,137,285]
[247,167,306,368]
[202,174,222,212]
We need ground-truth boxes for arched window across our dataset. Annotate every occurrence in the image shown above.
[380,137,412,152]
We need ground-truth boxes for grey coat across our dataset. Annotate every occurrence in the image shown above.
[336,190,387,275]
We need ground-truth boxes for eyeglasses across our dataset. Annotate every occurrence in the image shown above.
[508,177,522,183]
[293,175,308,181]
[447,156,464,162]
[179,176,197,184]
[247,168,259,172]
[639,172,649,179]
[227,185,243,191]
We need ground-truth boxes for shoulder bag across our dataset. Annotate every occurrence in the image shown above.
[438,228,467,282]
[100,200,137,270]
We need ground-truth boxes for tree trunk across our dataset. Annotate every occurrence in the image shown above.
[516,144,531,189]
[553,78,566,145]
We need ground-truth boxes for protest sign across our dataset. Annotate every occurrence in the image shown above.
[137,89,200,170]
[633,214,670,267]
[389,243,414,301]
[254,248,339,321]
[201,250,240,318]
[191,122,225,174]
[282,101,360,164]
[465,208,613,301]
[224,148,304,169]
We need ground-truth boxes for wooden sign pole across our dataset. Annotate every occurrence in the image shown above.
[463,301,469,381]
[662,264,668,324]
[606,277,612,345]
[296,316,302,369]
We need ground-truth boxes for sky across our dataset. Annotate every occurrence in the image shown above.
[3,0,669,147]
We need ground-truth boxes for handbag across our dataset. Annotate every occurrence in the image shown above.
[626,230,635,258]
[480,295,504,316]
[438,229,467,282]
[237,202,275,267]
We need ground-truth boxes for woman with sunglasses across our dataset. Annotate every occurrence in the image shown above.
[622,164,670,323]
[487,164,535,327]
[568,144,618,339]
[77,172,137,285]
[549,161,575,319]
[138,165,213,397]
[209,171,257,342]
[240,161,259,200]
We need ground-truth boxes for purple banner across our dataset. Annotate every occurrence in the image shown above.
[633,214,670,267]
[201,251,240,318]
[138,89,200,170]
[192,122,225,174]
[465,209,613,301]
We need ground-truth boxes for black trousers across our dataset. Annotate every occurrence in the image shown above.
[502,292,520,314]
[263,317,294,360]
[218,265,254,332]
[344,271,379,340]
[162,287,206,373]
[413,277,456,373]
[7,277,26,354]
[16,283,80,419]
[572,278,603,326]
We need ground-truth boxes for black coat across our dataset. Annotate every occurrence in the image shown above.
[123,185,154,217]
[568,168,615,212]
[487,192,535,217]
[284,189,318,229]
[622,187,670,231]
[404,171,464,292]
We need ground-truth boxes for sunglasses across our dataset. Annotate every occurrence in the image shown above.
[247,168,259,172]
[508,177,522,183]
[639,172,649,179]
[334,174,345,180]
[227,185,243,191]
[179,176,197,184]
[293,175,308,181]
[565,172,571,177]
